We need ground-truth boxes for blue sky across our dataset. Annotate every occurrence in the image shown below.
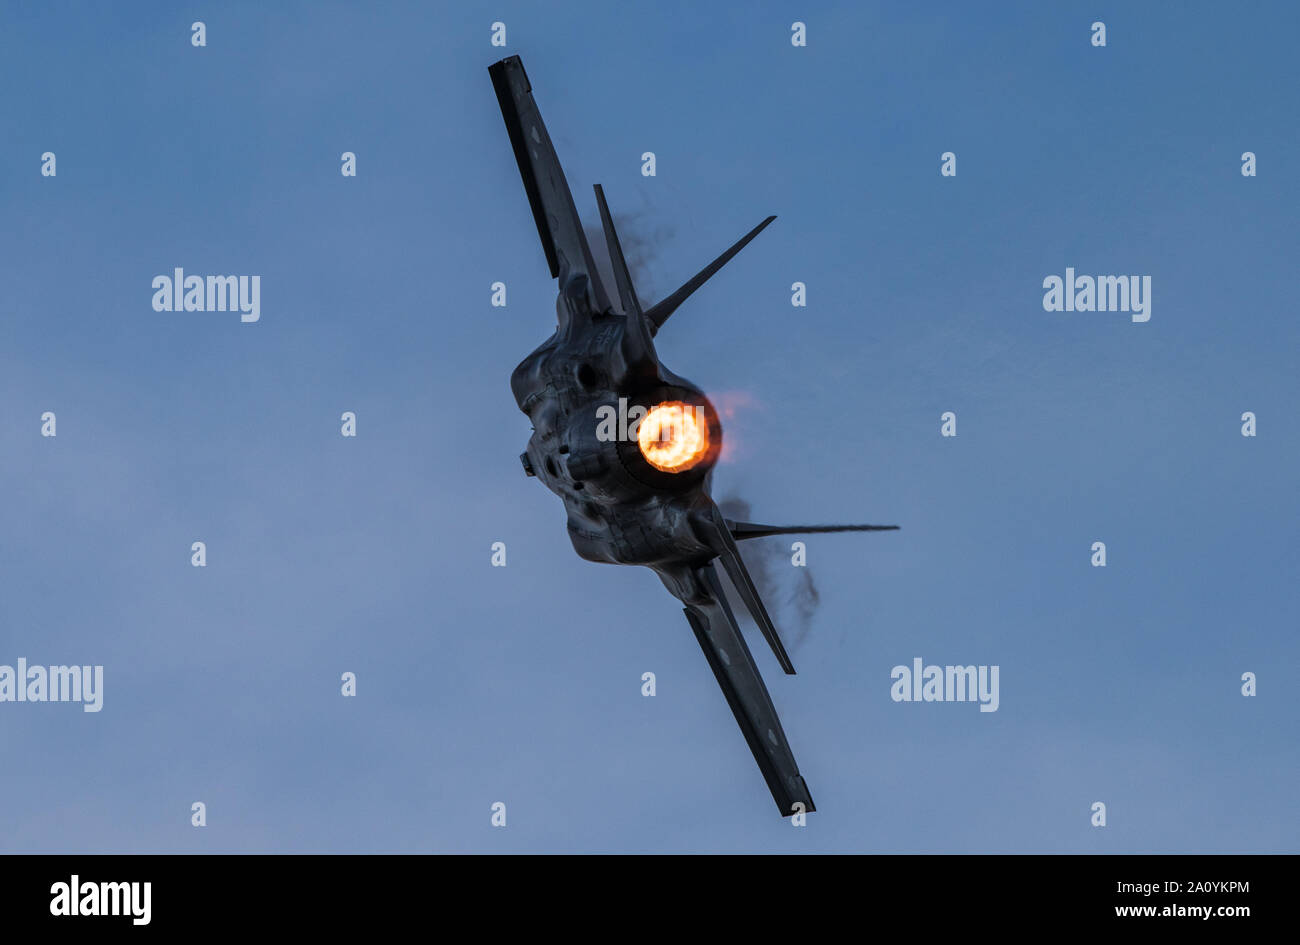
[1,0,1295,852]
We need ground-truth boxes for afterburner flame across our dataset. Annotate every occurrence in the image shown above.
[638,401,710,472]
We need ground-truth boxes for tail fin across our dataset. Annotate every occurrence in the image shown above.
[644,216,776,336]
[592,184,641,317]
[594,184,658,373]
[700,502,796,675]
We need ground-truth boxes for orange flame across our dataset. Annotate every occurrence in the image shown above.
[637,401,710,472]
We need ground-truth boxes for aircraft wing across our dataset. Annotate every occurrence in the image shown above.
[682,562,816,816]
[488,55,610,313]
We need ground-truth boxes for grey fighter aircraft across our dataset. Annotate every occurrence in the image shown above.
[489,55,898,815]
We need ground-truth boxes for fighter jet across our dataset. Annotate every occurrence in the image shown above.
[489,55,898,815]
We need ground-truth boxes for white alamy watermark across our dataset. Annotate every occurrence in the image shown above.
[890,657,999,712]
[594,397,707,443]
[1042,268,1151,323]
[50,876,150,926]
[0,659,103,712]
[151,268,260,322]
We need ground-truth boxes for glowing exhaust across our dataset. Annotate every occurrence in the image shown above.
[637,402,710,472]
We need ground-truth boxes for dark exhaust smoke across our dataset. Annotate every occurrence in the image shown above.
[584,211,674,312]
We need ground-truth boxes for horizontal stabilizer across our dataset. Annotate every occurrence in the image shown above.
[727,521,900,541]
[644,216,776,335]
